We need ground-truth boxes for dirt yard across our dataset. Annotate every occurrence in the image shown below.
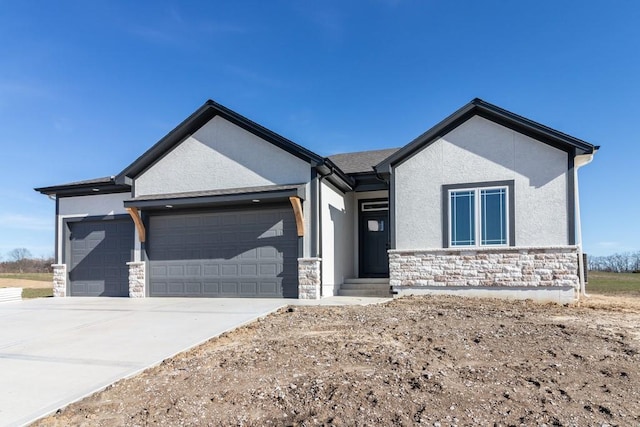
[34,294,640,426]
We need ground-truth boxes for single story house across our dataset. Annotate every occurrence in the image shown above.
[36,98,598,303]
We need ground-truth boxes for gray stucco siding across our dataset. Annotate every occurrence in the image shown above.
[135,116,311,197]
[394,116,570,249]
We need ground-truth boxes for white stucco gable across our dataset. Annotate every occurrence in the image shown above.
[135,116,311,197]
[394,115,570,249]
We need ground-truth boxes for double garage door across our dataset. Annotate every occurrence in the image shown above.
[147,205,298,298]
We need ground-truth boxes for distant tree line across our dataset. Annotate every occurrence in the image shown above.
[588,251,640,273]
[0,248,54,273]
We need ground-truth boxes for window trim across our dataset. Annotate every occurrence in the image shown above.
[442,180,515,248]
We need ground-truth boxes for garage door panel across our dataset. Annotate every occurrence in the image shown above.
[186,265,201,276]
[151,265,167,277]
[167,282,185,294]
[104,267,119,279]
[150,282,168,295]
[240,264,258,275]
[240,282,257,294]
[167,265,185,277]
[203,282,220,294]
[221,282,238,294]
[259,247,278,259]
[203,264,220,277]
[148,206,297,298]
[221,264,238,276]
[260,264,277,276]
[67,218,133,297]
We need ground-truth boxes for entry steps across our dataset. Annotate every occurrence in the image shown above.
[338,278,392,298]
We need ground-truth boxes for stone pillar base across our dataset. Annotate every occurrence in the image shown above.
[127,262,146,298]
[298,258,321,299]
[52,264,67,297]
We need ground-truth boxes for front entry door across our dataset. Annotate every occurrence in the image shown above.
[359,200,390,278]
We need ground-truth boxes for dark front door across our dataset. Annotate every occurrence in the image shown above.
[359,203,390,278]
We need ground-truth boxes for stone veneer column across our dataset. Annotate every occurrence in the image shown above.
[298,258,321,299]
[52,264,67,297]
[127,262,146,298]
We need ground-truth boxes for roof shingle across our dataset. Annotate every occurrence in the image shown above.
[328,148,399,174]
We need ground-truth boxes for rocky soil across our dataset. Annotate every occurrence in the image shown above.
[34,294,640,426]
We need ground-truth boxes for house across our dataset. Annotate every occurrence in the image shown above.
[35,98,598,303]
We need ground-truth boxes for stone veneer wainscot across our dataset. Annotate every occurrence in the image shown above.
[298,258,321,299]
[389,246,580,290]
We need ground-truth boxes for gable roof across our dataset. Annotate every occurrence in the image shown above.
[116,99,328,184]
[329,148,400,174]
[375,98,599,173]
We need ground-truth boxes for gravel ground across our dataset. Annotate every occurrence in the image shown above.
[33,294,640,426]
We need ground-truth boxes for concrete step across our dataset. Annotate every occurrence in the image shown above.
[337,288,392,298]
[343,278,389,285]
[338,279,391,297]
[340,282,390,291]
[0,287,22,303]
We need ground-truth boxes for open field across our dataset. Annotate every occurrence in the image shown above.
[0,273,53,282]
[0,274,54,298]
[587,271,640,295]
[34,294,640,426]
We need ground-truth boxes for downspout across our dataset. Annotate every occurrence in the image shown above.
[316,166,335,298]
[574,152,596,298]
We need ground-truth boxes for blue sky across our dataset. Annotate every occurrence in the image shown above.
[0,1,638,258]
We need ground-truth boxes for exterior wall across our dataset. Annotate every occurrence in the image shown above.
[320,181,354,296]
[58,192,130,216]
[56,192,131,263]
[394,116,570,249]
[135,116,311,197]
[353,190,388,276]
[389,246,579,303]
[298,258,321,299]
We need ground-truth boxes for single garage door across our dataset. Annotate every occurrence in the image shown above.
[147,205,298,298]
[68,218,134,296]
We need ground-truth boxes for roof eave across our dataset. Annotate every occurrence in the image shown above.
[317,158,356,192]
[34,181,131,197]
[375,98,599,172]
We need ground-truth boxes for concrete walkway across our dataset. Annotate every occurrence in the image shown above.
[0,296,390,426]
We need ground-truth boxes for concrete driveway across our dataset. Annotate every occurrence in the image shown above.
[0,297,288,427]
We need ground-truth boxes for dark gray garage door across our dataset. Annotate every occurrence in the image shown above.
[68,218,134,296]
[147,205,298,298]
